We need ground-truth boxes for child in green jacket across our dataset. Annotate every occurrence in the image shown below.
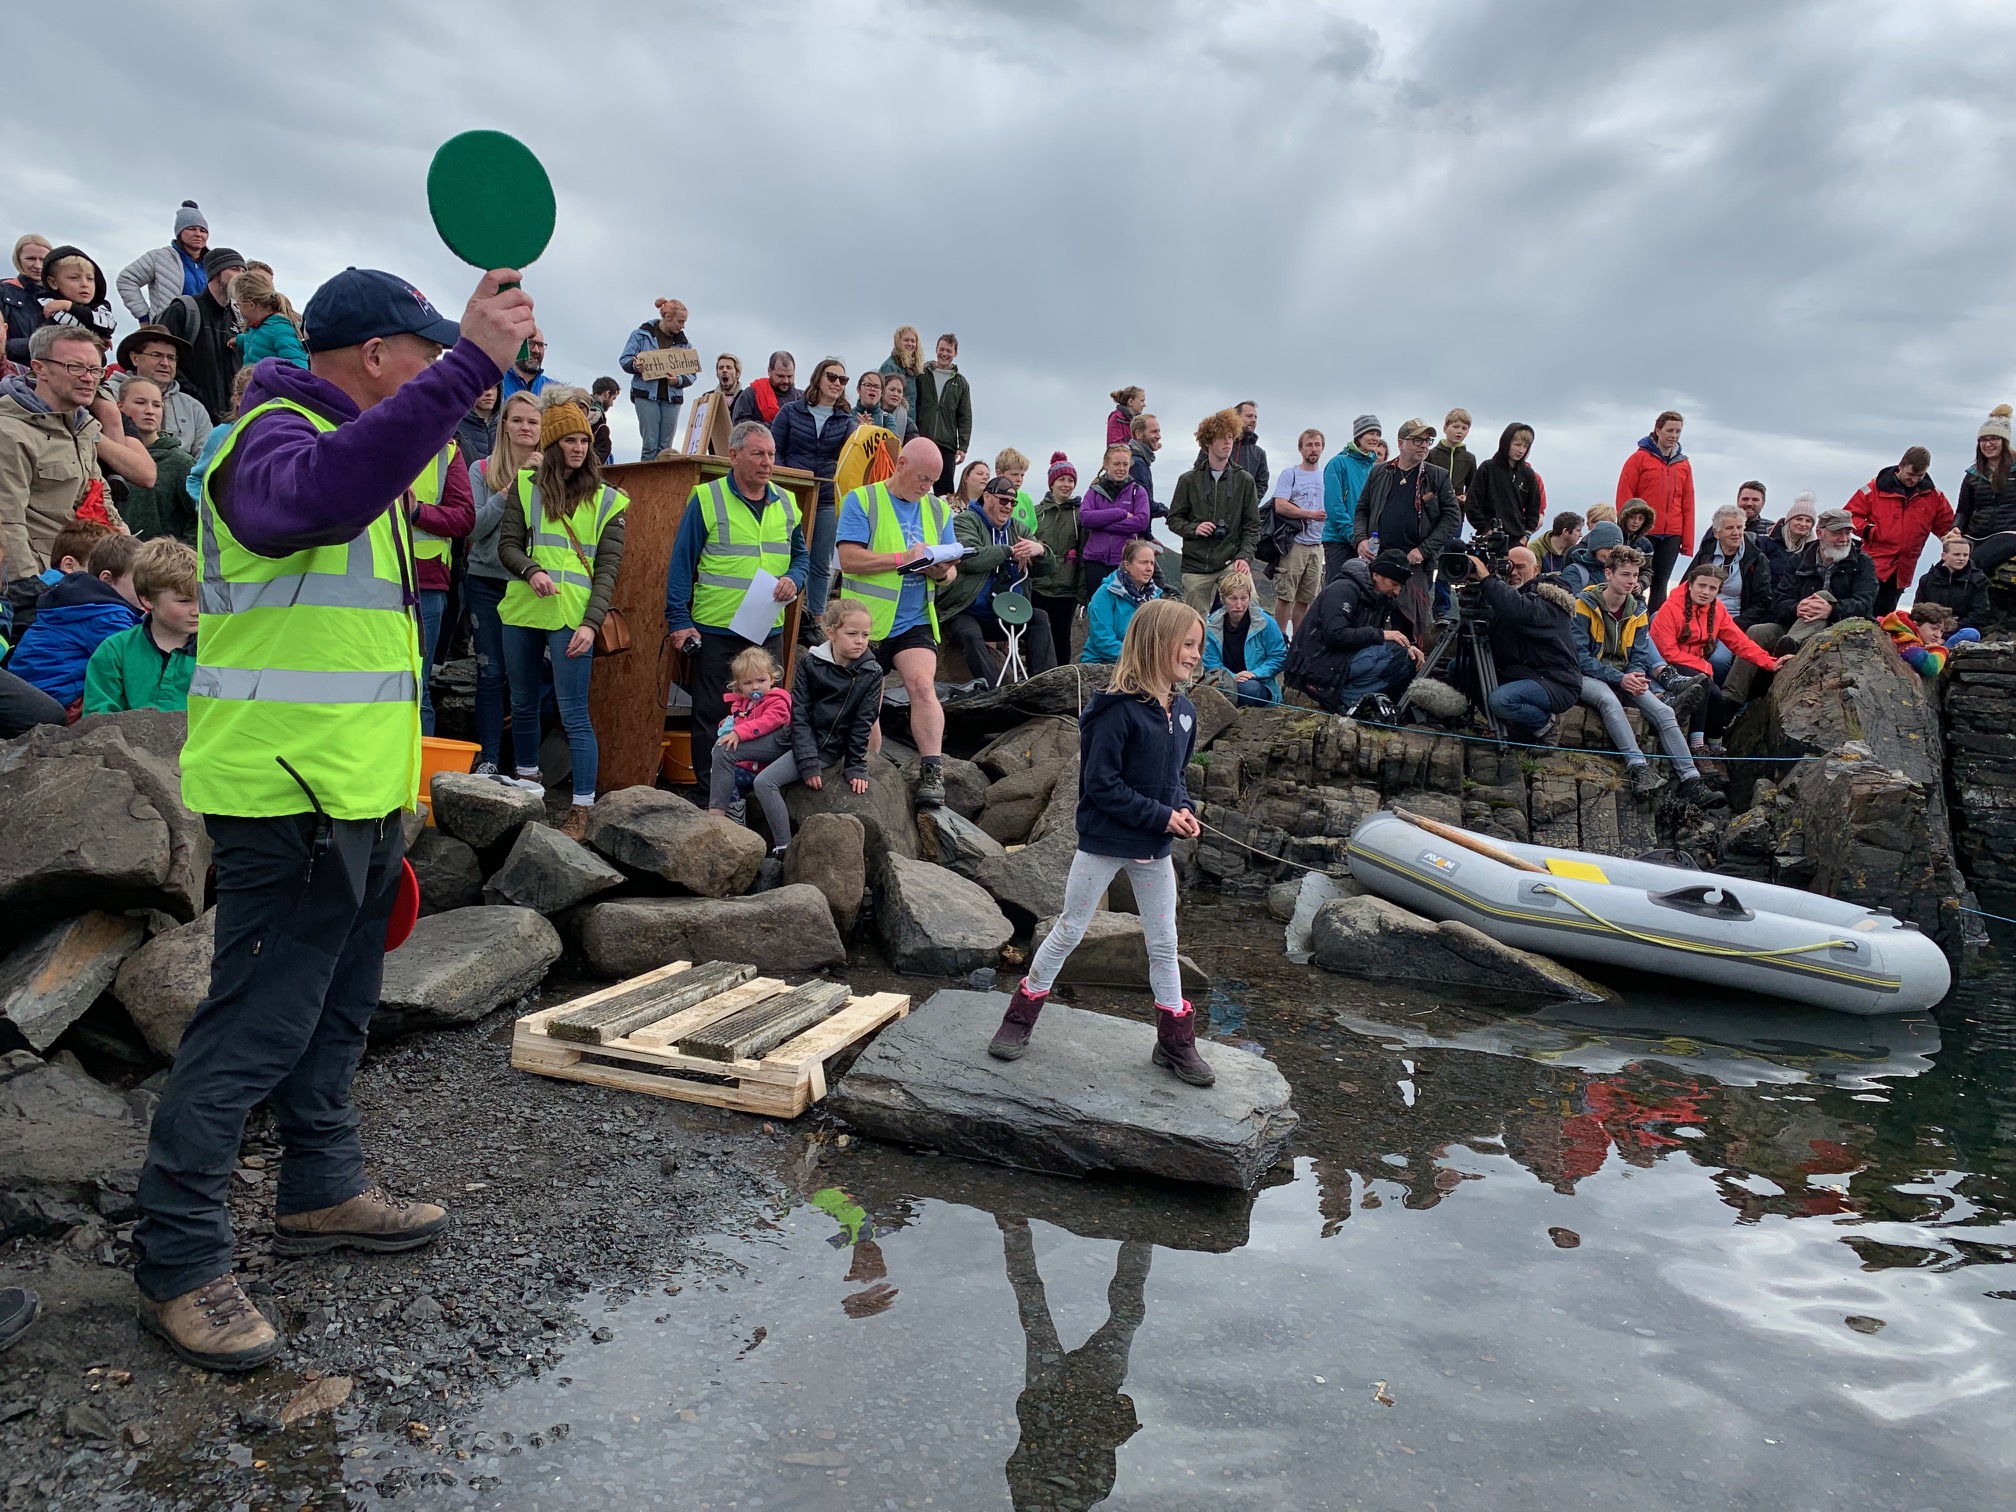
[82,539,200,714]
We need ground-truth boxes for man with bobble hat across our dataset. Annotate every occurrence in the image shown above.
[116,200,214,324]
[131,261,535,1373]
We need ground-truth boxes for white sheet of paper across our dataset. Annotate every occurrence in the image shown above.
[729,569,783,643]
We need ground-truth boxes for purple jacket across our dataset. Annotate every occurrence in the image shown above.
[1077,475,1153,567]
[212,345,501,561]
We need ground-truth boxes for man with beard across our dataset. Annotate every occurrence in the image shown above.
[730,350,797,427]
[1351,417,1459,636]
[1128,411,1163,516]
[1745,507,1879,676]
[498,328,555,400]
[160,247,245,422]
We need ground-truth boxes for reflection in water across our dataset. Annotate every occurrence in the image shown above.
[997,1217,1150,1512]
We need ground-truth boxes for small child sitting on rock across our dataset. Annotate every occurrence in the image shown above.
[707,646,792,828]
[768,598,885,851]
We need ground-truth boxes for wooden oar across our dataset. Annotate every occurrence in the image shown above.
[1390,806,1546,874]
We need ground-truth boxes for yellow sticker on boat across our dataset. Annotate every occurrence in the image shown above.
[1545,857,1610,883]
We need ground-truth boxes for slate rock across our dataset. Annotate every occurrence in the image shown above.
[0,1048,151,1239]
[977,760,1065,845]
[914,806,1007,880]
[782,753,917,860]
[973,766,1080,924]
[485,823,625,914]
[585,785,764,898]
[0,750,174,935]
[782,814,867,935]
[1189,681,1240,751]
[1030,911,1210,995]
[113,910,216,1060]
[429,772,544,852]
[940,662,1112,731]
[1311,895,1608,1003]
[829,989,1298,1189]
[406,829,485,915]
[974,717,1080,779]
[578,886,845,979]
[876,854,1013,976]
[0,912,148,1053]
[1266,879,1302,922]
[374,907,562,1037]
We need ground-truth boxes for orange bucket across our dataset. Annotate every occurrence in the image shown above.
[419,736,482,825]
[661,729,696,785]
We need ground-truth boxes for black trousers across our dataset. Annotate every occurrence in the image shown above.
[133,810,403,1301]
[1873,576,1907,617]
[688,628,784,783]
[932,442,959,497]
[1033,593,1078,664]
[1323,540,1352,586]
[945,607,1058,684]
[1646,534,1684,610]
[0,667,65,738]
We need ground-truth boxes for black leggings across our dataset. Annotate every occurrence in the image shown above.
[1646,534,1684,610]
[1874,577,1907,617]
[1968,530,2016,576]
[1033,593,1078,664]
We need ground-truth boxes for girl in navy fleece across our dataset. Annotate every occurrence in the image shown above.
[987,598,1217,1087]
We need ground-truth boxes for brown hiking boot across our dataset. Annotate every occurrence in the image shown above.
[987,979,1049,1061]
[559,805,591,842]
[1152,1002,1217,1087]
[271,1185,448,1257]
[137,1274,280,1373]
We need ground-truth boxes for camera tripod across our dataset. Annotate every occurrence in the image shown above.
[1398,597,1507,742]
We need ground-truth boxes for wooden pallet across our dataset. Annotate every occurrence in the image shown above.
[511,961,910,1118]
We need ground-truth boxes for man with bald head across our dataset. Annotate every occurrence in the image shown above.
[836,436,959,807]
[1467,546,1582,742]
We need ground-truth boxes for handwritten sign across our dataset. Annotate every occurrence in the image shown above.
[632,347,702,383]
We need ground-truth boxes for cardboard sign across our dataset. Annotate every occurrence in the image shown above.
[633,346,702,383]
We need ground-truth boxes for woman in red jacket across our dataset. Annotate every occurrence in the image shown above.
[1651,562,1782,750]
[1615,409,1694,611]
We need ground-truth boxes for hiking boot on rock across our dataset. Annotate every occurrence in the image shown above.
[271,1186,448,1257]
[1152,1002,1216,1087]
[987,979,1048,1061]
[558,806,591,843]
[1628,762,1666,798]
[137,1274,279,1373]
[913,762,946,809]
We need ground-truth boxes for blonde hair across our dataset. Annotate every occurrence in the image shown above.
[1216,568,1255,599]
[993,447,1029,475]
[11,233,50,277]
[1584,502,1618,526]
[133,536,199,601]
[822,596,871,637]
[226,364,256,420]
[1444,407,1472,429]
[729,646,778,688]
[889,325,923,376]
[230,268,302,334]
[484,392,543,491]
[1113,598,1204,703]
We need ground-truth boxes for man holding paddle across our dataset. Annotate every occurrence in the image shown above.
[132,265,535,1372]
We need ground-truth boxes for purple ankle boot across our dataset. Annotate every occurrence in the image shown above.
[988,980,1048,1061]
[1152,1001,1216,1087]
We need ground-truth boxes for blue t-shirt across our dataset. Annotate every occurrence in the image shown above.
[838,486,949,635]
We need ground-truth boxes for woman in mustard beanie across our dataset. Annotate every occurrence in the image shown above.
[496,395,630,838]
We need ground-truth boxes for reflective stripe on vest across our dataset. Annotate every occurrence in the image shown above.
[410,442,458,564]
[845,482,947,641]
[689,477,798,632]
[182,397,423,820]
[499,478,629,632]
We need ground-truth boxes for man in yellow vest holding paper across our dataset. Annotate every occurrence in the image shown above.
[131,265,534,1373]
[835,436,960,807]
[665,419,809,779]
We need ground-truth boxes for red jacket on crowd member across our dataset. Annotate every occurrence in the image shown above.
[1649,590,1777,677]
[1616,436,1696,550]
[413,450,476,593]
[1847,466,1955,587]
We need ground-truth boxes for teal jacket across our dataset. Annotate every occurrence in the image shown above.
[236,314,309,370]
[1322,443,1379,544]
[1204,604,1286,700]
[1080,573,1164,663]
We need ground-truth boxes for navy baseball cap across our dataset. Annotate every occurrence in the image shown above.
[302,267,462,353]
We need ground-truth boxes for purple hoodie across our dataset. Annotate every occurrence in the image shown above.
[213,346,501,560]
[1076,474,1153,567]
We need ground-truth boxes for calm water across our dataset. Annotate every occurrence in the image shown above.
[353,901,2014,1510]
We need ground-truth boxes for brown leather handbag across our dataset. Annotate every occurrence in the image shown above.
[555,512,631,656]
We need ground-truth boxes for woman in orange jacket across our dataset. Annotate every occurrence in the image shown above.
[1650,562,1782,749]
[1615,409,1695,611]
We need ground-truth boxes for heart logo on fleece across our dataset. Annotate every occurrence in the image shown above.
[1179,713,1193,732]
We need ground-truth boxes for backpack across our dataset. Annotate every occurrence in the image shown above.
[1253,501,1297,568]
[833,424,897,502]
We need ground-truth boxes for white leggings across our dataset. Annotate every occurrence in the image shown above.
[1025,851,1185,1009]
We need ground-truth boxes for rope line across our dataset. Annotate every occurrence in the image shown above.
[1530,883,1856,960]
[1343,715,1827,764]
[1959,904,2016,927]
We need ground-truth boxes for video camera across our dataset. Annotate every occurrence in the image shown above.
[1438,528,1517,585]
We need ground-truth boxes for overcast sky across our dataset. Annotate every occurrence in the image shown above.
[8,1,2013,563]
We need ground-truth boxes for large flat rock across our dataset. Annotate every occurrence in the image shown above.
[0,912,148,1052]
[1,1049,150,1238]
[577,886,845,978]
[374,906,562,1037]
[829,989,1298,1190]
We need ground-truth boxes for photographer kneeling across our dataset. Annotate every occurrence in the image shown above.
[1283,547,1422,718]
[1462,546,1582,744]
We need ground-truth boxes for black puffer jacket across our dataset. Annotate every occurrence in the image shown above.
[1768,541,1878,626]
[1956,463,2016,539]
[1284,558,1401,701]
[1479,576,1582,713]
[789,642,883,781]
[1,275,45,364]
[1913,561,1991,630]
[1689,532,1775,627]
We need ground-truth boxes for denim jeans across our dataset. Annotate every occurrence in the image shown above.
[1708,643,1735,683]
[133,810,402,1301]
[504,624,597,797]
[1579,676,1699,778]
[463,574,509,767]
[418,589,447,737]
[633,395,682,462]
[1488,678,1557,737]
[1336,641,1414,710]
[804,500,840,619]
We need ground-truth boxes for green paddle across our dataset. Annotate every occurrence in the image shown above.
[426,130,555,361]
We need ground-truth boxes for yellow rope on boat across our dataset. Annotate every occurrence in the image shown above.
[1531,884,1857,960]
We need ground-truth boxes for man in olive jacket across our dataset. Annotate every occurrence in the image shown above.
[914,333,972,496]
[1167,408,1260,611]
[938,476,1056,681]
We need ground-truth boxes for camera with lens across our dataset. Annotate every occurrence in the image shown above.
[1438,530,1517,619]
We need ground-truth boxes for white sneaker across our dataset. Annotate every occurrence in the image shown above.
[504,772,546,794]
[472,761,500,778]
